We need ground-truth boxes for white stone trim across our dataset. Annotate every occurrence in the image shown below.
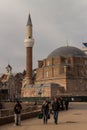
[24,38,34,47]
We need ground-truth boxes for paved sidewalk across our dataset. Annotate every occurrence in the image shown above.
[0,102,87,130]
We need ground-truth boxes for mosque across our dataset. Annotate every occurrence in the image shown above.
[21,14,87,98]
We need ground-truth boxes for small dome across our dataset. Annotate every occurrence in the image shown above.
[47,46,86,58]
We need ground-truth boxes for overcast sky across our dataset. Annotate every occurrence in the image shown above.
[0,0,87,73]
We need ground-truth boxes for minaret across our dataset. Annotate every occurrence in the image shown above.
[24,14,34,84]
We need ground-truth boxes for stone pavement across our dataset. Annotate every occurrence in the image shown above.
[0,102,87,130]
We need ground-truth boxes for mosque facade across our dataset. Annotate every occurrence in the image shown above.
[21,14,87,98]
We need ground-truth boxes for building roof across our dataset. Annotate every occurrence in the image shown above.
[0,74,8,82]
[47,46,86,58]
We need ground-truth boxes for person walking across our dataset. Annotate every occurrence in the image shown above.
[41,100,49,124]
[0,102,3,109]
[14,100,22,126]
[52,97,60,124]
[65,98,69,110]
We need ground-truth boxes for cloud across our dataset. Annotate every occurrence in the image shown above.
[0,0,87,73]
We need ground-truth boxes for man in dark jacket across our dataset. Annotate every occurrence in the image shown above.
[52,97,60,124]
[14,100,22,126]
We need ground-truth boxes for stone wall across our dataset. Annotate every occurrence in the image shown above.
[66,78,87,95]
[21,87,40,97]
[0,110,40,125]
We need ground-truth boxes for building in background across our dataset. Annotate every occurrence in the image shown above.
[0,65,25,101]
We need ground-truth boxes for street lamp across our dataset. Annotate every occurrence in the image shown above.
[38,87,42,97]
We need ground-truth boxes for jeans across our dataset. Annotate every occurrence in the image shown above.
[14,114,21,125]
[43,112,48,124]
[53,111,59,124]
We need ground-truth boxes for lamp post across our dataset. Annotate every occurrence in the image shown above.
[38,88,42,97]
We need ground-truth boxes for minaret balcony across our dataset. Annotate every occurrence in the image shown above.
[24,38,34,47]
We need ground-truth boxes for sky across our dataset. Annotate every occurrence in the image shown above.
[0,0,87,73]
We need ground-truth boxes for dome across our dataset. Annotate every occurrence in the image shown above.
[47,46,86,58]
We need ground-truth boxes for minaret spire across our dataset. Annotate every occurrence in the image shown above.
[26,13,32,26]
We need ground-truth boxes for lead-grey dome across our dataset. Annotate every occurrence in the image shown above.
[48,46,86,58]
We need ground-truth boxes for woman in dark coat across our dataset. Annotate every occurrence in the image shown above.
[41,100,49,124]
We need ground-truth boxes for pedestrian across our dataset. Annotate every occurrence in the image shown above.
[0,102,3,109]
[41,100,49,124]
[14,100,22,126]
[52,97,60,124]
[59,97,64,110]
[34,101,37,105]
[65,98,69,110]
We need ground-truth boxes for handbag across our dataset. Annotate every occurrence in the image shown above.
[48,113,50,119]
[37,112,43,119]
